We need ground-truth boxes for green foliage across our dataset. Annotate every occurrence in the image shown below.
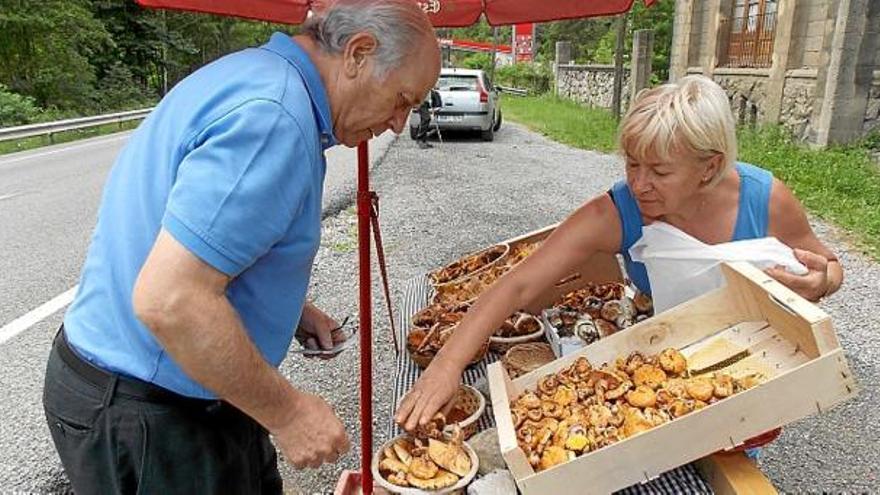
[536,0,675,81]
[448,19,495,43]
[0,0,111,111]
[503,94,619,151]
[738,126,880,258]
[0,84,42,126]
[0,0,287,127]
[458,52,493,73]
[95,63,156,111]
[495,63,553,94]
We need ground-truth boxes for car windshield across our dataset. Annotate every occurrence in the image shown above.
[437,75,479,92]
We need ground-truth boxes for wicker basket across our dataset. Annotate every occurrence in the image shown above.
[372,434,479,495]
[443,384,486,439]
[429,243,509,288]
[501,342,556,379]
[488,314,545,354]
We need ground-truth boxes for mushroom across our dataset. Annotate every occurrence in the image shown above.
[659,348,688,376]
[626,385,657,408]
[712,373,734,398]
[633,364,667,390]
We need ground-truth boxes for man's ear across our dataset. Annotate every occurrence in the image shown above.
[343,32,378,78]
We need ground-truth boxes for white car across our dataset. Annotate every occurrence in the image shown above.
[409,67,502,142]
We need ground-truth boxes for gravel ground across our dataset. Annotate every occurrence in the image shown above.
[282,123,879,494]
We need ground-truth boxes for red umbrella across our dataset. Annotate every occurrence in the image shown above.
[133,1,654,493]
[137,0,654,26]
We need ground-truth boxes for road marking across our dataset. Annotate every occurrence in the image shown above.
[0,133,130,166]
[0,286,77,345]
[0,191,27,201]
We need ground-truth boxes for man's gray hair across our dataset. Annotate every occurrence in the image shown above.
[304,0,434,78]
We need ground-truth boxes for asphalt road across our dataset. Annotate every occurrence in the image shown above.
[1,122,877,494]
[0,129,394,494]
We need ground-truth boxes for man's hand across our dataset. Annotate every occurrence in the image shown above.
[296,303,348,358]
[395,358,462,431]
[765,248,830,302]
[272,391,350,469]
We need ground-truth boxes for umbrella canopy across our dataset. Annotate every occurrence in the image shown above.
[136,0,654,27]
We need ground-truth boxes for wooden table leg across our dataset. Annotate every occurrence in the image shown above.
[695,452,778,495]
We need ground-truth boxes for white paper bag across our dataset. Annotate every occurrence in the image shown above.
[629,222,807,312]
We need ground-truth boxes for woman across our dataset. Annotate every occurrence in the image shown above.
[396,75,843,430]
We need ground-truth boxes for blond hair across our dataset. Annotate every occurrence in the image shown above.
[619,75,737,184]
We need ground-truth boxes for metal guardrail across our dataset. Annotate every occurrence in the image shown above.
[0,107,154,143]
[496,85,529,97]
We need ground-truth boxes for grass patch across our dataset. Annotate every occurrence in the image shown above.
[0,120,142,156]
[739,127,880,258]
[328,222,359,254]
[505,95,880,259]
[503,94,619,152]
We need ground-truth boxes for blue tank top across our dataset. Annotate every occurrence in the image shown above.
[610,162,773,296]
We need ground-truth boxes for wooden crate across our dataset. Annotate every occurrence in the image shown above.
[502,224,623,315]
[488,261,858,495]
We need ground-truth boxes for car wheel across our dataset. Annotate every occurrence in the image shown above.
[493,110,502,131]
[409,126,419,140]
[480,125,495,142]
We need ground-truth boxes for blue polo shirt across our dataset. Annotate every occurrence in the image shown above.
[63,33,336,399]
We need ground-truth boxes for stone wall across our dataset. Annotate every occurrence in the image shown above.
[865,73,880,133]
[789,0,831,70]
[712,69,771,126]
[780,70,818,140]
[556,64,631,111]
[697,69,822,141]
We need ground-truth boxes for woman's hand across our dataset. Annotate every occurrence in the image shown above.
[395,358,462,431]
[765,248,830,302]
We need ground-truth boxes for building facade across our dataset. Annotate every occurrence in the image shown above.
[670,0,880,146]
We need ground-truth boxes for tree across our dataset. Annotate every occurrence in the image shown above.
[0,0,111,112]
[532,1,675,81]
[0,84,42,126]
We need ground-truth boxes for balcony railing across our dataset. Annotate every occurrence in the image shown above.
[718,11,777,69]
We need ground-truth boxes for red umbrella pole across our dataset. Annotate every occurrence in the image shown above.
[356,140,373,494]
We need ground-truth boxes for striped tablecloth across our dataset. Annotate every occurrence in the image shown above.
[388,276,712,494]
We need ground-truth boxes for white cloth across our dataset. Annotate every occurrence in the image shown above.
[629,222,807,313]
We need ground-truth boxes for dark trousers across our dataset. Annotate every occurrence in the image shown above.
[43,329,282,495]
[416,106,432,142]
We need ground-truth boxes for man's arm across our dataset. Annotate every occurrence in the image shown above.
[133,230,349,467]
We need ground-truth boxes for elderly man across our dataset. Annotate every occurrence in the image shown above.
[41,1,440,493]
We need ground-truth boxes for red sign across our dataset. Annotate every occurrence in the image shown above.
[513,23,535,62]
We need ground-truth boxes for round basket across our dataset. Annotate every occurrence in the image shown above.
[502,342,556,379]
[372,435,479,495]
[488,314,545,354]
[429,244,509,289]
[443,385,486,440]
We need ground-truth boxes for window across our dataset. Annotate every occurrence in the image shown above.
[719,0,778,68]
[437,75,479,91]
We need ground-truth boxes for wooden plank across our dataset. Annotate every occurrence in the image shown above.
[500,223,624,313]
[501,223,556,247]
[680,321,767,373]
[488,362,534,480]
[512,349,856,494]
[720,262,836,358]
[682,323,812,379]
[696,453,779,495]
